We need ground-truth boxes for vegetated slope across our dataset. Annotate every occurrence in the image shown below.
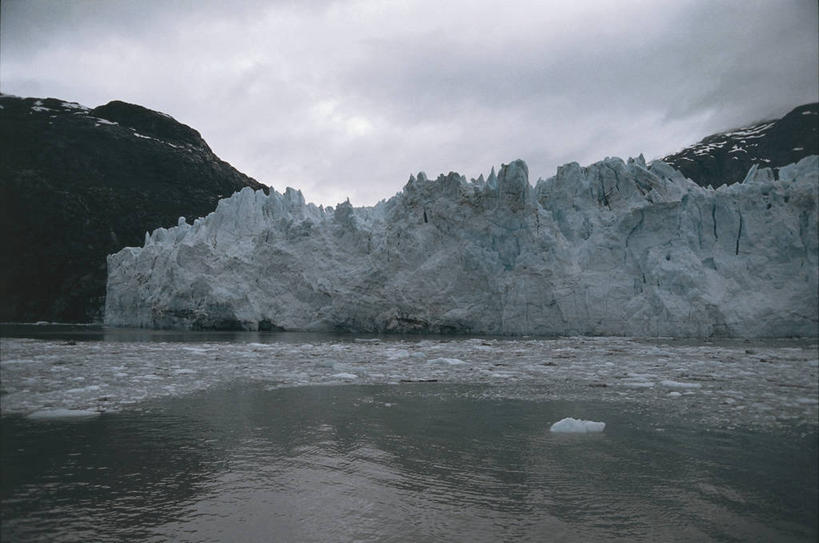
[0,95,267,322]
[662,103,818,188]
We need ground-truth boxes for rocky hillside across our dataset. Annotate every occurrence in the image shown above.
[662,103,818,188]
[0,95,267,322]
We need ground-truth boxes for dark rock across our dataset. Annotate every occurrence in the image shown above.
[0,95,267,322]
[663,103,818,188]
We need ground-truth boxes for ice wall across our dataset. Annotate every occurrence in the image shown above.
[105,155,819,336]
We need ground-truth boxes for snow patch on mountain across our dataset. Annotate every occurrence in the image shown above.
[105,155,819,337]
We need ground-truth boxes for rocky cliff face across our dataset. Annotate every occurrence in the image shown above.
[0,95,266,322]
[105,155,818,337]
[663,103,818,188]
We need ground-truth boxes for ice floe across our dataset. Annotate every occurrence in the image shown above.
[27,408,100,420]
[550,417,606,433]
[1,335,816,431]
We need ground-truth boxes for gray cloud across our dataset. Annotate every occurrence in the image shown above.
[2,0,816,205]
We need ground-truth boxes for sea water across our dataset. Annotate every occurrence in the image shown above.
[1,325,817,541]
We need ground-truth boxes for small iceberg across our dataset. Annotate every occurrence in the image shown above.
[330,372,358,380]
[550,417,606,433]
[660,380,702,389]
[428,357,466,365]
[27,408,100,420]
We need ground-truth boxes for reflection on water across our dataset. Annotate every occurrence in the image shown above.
[2,384,816,542]
[0,323,355,344]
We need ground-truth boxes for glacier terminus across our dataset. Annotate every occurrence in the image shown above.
[105,155,818,337]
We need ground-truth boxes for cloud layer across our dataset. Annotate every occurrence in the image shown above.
[2,0,817,205]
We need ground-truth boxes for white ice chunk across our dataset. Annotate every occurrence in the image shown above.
[660,380,702,389]
[550,417,606,433]
[28,409,100,420]
[386,349,410,359]
[428,357,467,365]
[622,381,655,388]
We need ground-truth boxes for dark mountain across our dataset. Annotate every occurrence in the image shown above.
[0,95,267,323]
[662,103,818,188]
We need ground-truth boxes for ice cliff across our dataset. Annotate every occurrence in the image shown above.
[105,155,819,337]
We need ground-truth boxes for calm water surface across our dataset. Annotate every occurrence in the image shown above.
[1,325,817,542]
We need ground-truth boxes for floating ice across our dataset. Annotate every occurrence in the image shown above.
[27,409,100,420]
[331,372,358,380]
[550,418,606,433]
[660,380,702,389]
[428,357,467,365]
[2,336,816,431]
[622,381,655,388]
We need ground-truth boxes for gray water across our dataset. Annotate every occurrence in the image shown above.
[1,325,817,541]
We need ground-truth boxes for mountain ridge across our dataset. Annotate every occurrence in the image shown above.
[1,95,816,324]
[0,94,267,322]
[662,103,818,188]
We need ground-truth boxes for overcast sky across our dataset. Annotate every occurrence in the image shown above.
[2,0,817,205]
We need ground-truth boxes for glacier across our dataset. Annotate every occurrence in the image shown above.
[105,155,819,337]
